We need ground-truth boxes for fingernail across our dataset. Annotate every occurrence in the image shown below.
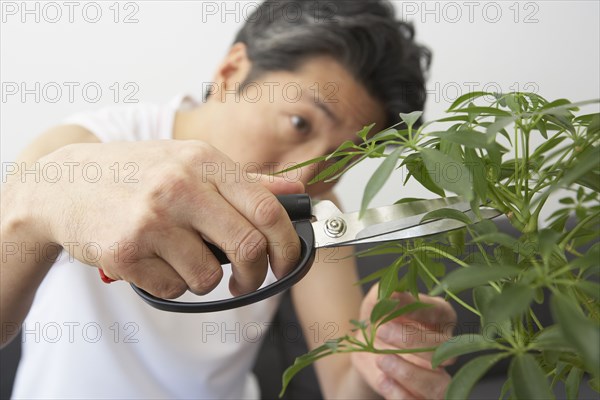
[377,325,391,341]
[377,355,396,371]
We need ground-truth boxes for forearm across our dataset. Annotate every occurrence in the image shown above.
[1,177,59,347]
[326,359,381,400]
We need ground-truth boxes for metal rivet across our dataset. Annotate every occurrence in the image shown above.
[324,217,347,238]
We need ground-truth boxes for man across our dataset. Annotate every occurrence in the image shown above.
[1,1,455,398]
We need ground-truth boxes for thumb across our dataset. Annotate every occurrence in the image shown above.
[250,173,305,195]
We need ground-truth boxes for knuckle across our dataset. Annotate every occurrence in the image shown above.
[158,281,188,299]
[111,258,140,278]
[235,228,267,264]
[147,167,192,208]
[180,141,216,165]
[187,265,223,295]
[252,194,284,229]
[140,276,187,300]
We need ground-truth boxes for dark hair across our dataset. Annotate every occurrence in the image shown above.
[227,0,431,127]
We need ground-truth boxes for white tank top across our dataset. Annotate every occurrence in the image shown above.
[12,95,282,399]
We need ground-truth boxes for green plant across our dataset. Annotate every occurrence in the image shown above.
[279,92,600,399]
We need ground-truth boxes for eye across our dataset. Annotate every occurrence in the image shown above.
[290,115,311,135]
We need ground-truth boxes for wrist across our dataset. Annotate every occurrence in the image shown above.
[1,174,58,248]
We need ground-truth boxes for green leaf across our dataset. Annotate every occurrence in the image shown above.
[357,123,376,141]
[370,298,399,324]
[576,281,600,301]
[445,353,507,400]
[465,148,488,202]
[421,148,473,201]
[360,146,403,217]
[431,264,520,296]
[448,229,465,251]
[369,128,400,143]
[510,353,555,400]
[354,243,405,258]
[551,293,600,376]
[280,342,336,396]
[487,116,515,141]
[432,334,500,368]
[377,302,432,327]
[557,146,600,190]
[450,106,512,117]
[471,219,499,236]
[308,154,354,184]
[350,319,367,330]
[538,229,561,267]
[485,284,534,326]
[406,259,419,298]
[403,153,446,197]
[324,339,339,352]
[431,129,491,148]
[571,243,600,275]
[565,367,583,400]
[472,233,533,257]
[395,197,426,204]
[473,286,496,313]
[355,267,389,286]
[273,155,329,175]
[504,94,521,113]
[530,325,575,352]
[399,111,423,129]
[531,136,566,158]
[447,91,492,111]
[421,207,472,226]
[575,170,600,193]
[378,261,400,300]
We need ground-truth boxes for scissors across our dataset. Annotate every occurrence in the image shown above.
[131,194,501,313]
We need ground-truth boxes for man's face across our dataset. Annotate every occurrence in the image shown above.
[206,55,386,196]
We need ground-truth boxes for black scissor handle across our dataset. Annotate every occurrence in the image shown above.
[130,194,316,313]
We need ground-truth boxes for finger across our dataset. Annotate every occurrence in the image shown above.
[186,190,269,295]
[255,173,305,195]
[377,376,415,400]
[376,320,453,350]
[213,173,302,279]
[152,227,224,295]
[351,351,413,400]
[377,355,450,400]
[120,257,188,299]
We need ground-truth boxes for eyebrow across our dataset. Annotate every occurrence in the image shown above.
[311,97,340,125]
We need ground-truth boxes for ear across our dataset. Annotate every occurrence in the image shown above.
[210,42,252,102]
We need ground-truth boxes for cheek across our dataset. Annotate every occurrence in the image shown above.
[222,109,281,164]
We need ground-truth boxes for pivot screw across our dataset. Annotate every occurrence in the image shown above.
[324,217,347,238]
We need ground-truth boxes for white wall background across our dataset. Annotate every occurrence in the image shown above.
[2,0,599,214]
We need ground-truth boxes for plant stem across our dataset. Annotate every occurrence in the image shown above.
[417,246,470,268]
[514,122,521,195]
[529,309,544,331]
[559,211,600,249]
[413,256,481,316]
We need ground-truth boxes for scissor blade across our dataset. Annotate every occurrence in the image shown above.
[341,207,502,246]
[312,197,469,248]
[354,201,472,240]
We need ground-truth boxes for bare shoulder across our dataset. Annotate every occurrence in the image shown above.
[17,125,100,163]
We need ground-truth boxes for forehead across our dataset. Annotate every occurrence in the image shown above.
[264,56,387,133]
